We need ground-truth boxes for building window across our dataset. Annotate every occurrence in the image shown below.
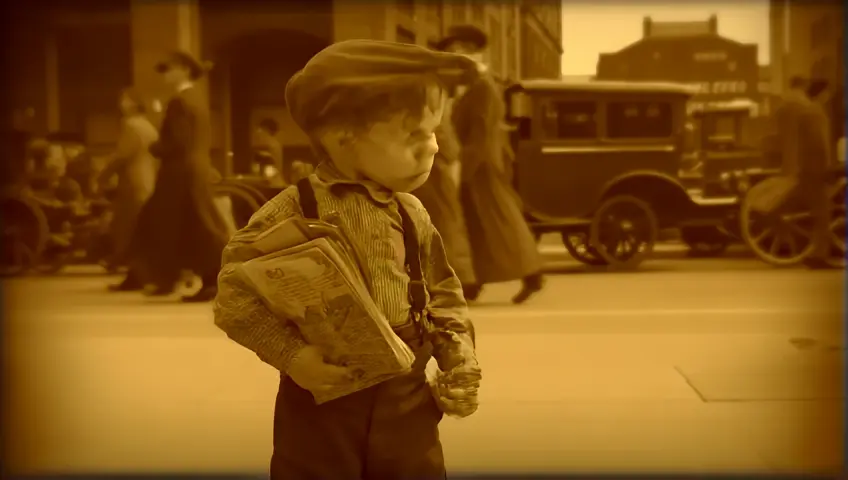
[506,31,517,80]
[397,0,416,20]
[451,1,466,24]
[542,101,598,139]
[396,25,416,44]
[472,3,485,23]
[606,102,673,139]
[425,0,442,33]
[694,51,728,62]
[489,18,503,76]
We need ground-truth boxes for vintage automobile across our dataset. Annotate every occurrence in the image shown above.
[504,79,738,269]
[677,100,769,256]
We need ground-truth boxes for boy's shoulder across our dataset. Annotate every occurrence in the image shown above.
[395,192,432,234]
[395,192,426,215]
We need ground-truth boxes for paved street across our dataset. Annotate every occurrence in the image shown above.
[3,254,844,475]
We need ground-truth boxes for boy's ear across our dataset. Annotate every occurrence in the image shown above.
[317,128,355,149]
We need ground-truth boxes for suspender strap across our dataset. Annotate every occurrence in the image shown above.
[396,199,428,319]
[296,176,428,322]
[296,177,319,220]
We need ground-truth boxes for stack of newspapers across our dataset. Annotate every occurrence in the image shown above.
[234,216,416,404]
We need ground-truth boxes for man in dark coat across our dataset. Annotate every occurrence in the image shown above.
[437,25,544,303]
[130,51,231,301]
[777,76,836,269]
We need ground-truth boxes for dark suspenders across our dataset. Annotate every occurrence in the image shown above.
[296,177,429,323]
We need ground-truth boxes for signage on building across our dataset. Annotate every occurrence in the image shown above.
[682,80,749,95]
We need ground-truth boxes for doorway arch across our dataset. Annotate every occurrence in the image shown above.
[211,29,327,177]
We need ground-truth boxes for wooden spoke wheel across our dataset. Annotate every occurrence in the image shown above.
[561,230,608,266]
[825,213,846,268]
[680,226,731,258]
[213,183,264,231]
[741,176,846,267]
[0,195,49,276]
[740,179,814,266]
[589,195,659,269]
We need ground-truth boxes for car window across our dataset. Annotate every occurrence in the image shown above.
[607,102,673,139]
[542,101,598,140]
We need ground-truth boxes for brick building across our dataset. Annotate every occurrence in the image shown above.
[4,0,562,175]
[595,15,762,116]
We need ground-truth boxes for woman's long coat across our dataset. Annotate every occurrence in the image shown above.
[100,115,159,263]
[453,71,542,284]
[131,87,231,285]
[412,106,477,285]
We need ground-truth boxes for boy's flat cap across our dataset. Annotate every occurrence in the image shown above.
[285,39,480,132]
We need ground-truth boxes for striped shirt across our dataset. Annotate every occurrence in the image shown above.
[213,162,474,374]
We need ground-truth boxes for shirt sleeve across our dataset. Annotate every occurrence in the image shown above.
[213,187,309,373]
[399,195,477,370]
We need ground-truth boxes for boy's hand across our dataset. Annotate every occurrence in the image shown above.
[287,345,353,394]
[432,357,482,418]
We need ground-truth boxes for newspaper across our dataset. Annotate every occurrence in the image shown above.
[235,224,415,404]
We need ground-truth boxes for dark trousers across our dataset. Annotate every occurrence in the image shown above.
[270,321,445,480]
[799,175,833,260]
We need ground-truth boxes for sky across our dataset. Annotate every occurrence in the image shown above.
[560,0,771,76]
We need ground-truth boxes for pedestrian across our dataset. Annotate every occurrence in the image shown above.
[436,25,545,303]
[214,39,482,480]
[411,89,478,288]
[777,76,836,269]
[130,50,231,301]
[252,117,285,185]
[98,87,159,291]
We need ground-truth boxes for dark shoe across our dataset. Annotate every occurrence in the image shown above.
[108,276,143,292]
[512,274,544,304]
[182,286,217,303]
[463,284,483,302]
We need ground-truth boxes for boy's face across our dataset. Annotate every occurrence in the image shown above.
[346,87,447,193]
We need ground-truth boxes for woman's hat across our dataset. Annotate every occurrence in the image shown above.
[155,50,212,80]
[434,24,489,52]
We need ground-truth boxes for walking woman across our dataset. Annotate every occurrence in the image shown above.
[412,93,477,289]
[130,51,231,302]
[437,25,544,303]
[99,88,159,291]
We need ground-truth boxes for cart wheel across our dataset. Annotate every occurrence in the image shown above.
[0,195,49,276]
[680,226,731,258]
[589,195,658,269]
[561,230,608,266]
[213,184,263,230]
[822,198,846,268]
[740,182,816,266]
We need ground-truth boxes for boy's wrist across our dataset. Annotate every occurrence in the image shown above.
[277,338,310,375]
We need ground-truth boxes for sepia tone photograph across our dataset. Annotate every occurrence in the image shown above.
[0,0,844,477]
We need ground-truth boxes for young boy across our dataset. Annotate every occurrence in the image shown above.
[214,40,482,479]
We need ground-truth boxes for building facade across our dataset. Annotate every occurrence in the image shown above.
[769,0,844,139]
[595,15,763,115]
[5,0,562,175]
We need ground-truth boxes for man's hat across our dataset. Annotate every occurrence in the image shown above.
[434,24,488,52]
[155,50,212,80]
